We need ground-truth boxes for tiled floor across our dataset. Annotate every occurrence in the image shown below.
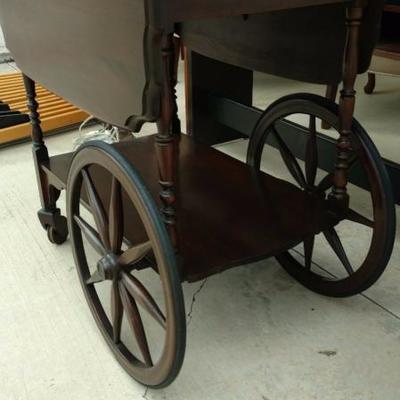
[0,66,399,400]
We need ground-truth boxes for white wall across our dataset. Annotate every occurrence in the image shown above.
[0,26,5,48]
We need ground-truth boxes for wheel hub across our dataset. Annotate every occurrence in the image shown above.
[97,252,120,280]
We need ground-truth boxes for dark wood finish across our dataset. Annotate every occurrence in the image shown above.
[384,4,400,13]
[364,72,376,94]
[23,74,68,244]
[155,34,180,249]
[46,134,334,282]
[165,0,352,22]
[329,6,364,209]
[23,74,50,209]
[0,0,392,389]
[322,84,338,129]
[247,93,396,297]
[0,0,355,132]
[374,42,400,60]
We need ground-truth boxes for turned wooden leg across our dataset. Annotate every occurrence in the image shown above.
[23,74,51,208]
[322,84,339,129]
[23,74,67,241]
[329,6,363,211]
[364,72,376,94]
[155,34,181,250]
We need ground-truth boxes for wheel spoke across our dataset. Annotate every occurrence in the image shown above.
[86,269,105,285]
[346,209,374,228]
[323,227,354,275]
[118,241,152,267]
[111,279,123,343]
[119,282,153,367]
[121,271,166,329]
[74,215,106,256]
[305,116,318,187]
[109,177,124,253]
[81,168,110,250]
[304,235,315,270]
[272,126,307,188]
[315,172,333,194]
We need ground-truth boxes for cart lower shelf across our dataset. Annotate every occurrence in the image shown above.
[43,134,333,282]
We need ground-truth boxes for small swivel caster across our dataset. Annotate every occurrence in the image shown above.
[46,215,68,245]
[38,208,69,245]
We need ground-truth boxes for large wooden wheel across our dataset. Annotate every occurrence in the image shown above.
[67,141,186,388]
[247,93,396,297]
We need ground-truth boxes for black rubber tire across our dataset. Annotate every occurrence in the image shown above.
[67,141,186,388]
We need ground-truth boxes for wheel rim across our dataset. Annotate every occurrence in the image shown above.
[67,142,186,387]
[247,94,395,297]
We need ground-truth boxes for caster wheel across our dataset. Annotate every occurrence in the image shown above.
[364,73,376,95]
[247,93,396,297]
[46,216,68,245]
[67,141,186,388]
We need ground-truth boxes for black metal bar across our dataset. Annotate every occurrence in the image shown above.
[206,94,400,204]
[0,102,11,111]
[187,51,252,145]
[0,112,30,128]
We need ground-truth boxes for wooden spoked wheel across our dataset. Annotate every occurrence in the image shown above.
[247,93,396,297]
[67,141,186,388]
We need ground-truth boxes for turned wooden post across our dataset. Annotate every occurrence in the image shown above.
[322,84,338,129]
[23,74,67,239]
[156,34,181,249]
[329,6,363,210]
[23,74,53,209]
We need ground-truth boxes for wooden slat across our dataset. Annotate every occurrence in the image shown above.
[0,72,89,145]
[384,4,400,13]
[10,94,60,109]
[0,110,89,145]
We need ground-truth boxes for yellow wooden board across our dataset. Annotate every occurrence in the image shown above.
[0,72,89,145]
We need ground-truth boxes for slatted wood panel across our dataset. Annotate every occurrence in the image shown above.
[0,72,89,145]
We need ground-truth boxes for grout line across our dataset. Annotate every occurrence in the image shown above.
[360,293,400,321]
[291,248,400,321]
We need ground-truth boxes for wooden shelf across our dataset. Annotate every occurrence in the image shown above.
[43,135,333,282]
[384,4,400,14]
[375,40,400,61]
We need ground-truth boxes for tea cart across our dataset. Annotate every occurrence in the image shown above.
[0,0,396,388]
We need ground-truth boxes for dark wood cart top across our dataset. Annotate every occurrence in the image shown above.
[162,0,352,22]
[0,0,355,132]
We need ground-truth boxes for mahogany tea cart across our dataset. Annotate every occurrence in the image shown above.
[0,0,396,389]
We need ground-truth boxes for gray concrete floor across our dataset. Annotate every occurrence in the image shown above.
[0,64,399,400]
[0,61,19,74]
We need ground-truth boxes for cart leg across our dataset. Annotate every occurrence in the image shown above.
[322,84,338,129]
[364,72,376,94]
[23,74,68,244]
[329,6,363,212]
[155,34,181,249]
